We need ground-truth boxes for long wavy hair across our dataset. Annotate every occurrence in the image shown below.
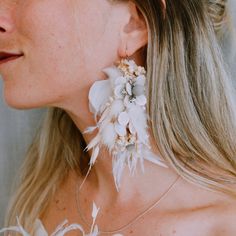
[4,0,236,235]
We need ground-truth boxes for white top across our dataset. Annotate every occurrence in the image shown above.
[34,219,48,235]
[34,218,90,236]
[0,201,103,236]
[0,218,121,236]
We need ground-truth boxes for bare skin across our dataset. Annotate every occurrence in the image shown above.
[40,170,236,236]
[0,0,236,235]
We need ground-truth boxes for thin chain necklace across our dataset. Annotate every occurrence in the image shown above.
[75,169,181,235]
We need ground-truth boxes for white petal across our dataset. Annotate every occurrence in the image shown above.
[114,122,127,136]
[126,82,132,96]
[133,84,145,96]
[127,105,148,144]
[135,95,147,106]
[118,112,130,126]
[115,76,126,85]
[89,80,112,115]
[114,84,124,98]
[135,75,146,86]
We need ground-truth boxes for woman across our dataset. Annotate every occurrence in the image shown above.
[0,0,236,235]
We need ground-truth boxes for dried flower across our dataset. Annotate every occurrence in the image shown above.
[85,59,167,190]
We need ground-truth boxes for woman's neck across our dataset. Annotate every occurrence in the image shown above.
[66,109,180,204]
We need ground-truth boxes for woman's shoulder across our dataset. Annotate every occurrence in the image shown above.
[165,179,236,236]
[211,200,236,236]
[137,176,236,235]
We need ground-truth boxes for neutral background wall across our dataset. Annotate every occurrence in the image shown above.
[0,91,45,226]
[0,1,236,228]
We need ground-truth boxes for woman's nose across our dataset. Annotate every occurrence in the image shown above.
[0,6,15,34]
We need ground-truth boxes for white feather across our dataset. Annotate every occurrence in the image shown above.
[92,202,100,219]
[98,106,111,124]
[101,123,117,147]
[83,126,98,134]
[85,134,101,151]
[110,99,125,117]
[88,80,112,115]
[142,148,169,168]
[112,152,126,190]
[118,112,129,126]
[89,146,100,165]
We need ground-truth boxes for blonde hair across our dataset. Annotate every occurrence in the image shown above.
[4,0,236,234]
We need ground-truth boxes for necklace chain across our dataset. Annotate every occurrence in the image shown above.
[75,171,181,235]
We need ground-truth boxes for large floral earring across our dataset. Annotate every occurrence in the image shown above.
[84,58,167,190]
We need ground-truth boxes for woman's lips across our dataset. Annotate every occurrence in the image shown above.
[0,52,24,65]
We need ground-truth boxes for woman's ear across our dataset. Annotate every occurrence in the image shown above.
[118,1,148,57]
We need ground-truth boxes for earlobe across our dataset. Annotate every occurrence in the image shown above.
[118,1,148,58]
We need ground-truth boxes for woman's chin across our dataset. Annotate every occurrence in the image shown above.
[3,91,44,110]
[4,98,38,110]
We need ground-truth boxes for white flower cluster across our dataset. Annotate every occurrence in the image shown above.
[106,59,148,155]
[86,59,167,190]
